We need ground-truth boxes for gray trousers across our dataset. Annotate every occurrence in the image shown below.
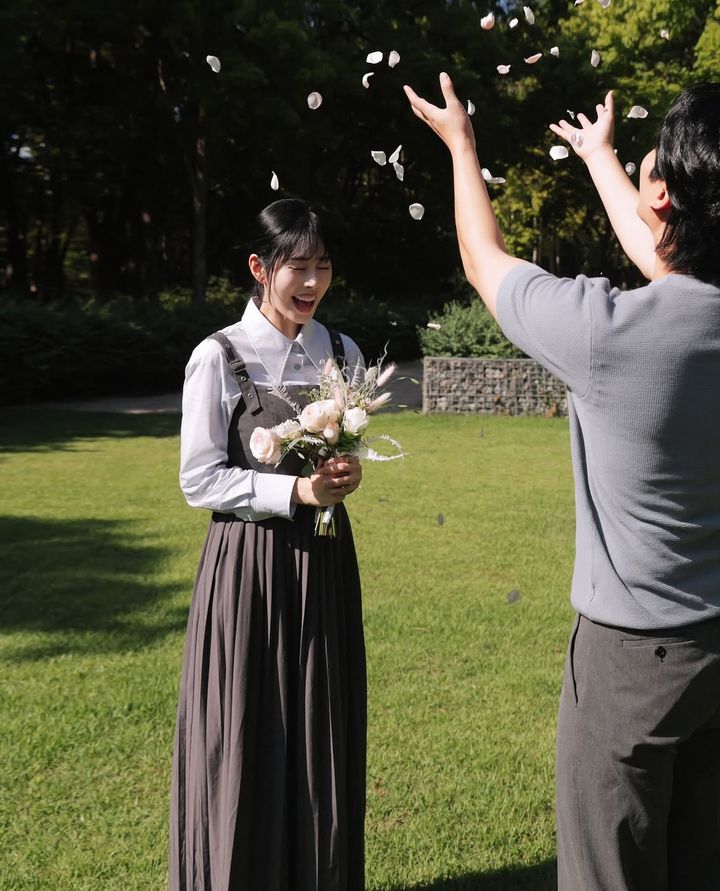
[556,613,720,891]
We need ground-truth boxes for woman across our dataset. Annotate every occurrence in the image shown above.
[169,199,367,891]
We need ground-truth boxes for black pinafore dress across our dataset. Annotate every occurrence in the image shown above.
[169,331,367,891]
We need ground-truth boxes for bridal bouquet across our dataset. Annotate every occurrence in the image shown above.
[250,356,404,535]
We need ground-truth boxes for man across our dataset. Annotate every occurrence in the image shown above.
[404,74,720,890]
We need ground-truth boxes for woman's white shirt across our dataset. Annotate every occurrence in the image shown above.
[179,297,364,521]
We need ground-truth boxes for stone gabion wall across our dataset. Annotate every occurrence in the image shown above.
[422,357,568,416]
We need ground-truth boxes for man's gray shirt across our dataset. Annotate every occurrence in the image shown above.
[497,263,720,629]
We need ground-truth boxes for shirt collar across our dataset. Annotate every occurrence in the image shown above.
[241,297,331,381]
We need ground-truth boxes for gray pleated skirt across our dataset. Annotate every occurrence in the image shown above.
[169,504,366,891]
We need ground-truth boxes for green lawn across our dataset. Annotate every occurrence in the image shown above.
[0,408,576,890]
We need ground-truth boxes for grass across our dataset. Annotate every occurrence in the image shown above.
[0,408,576,890]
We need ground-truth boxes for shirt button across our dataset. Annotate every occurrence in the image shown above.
[293,363,301,371]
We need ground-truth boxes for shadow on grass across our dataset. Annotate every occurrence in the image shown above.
[390,859,557,890]
[0,407,179,453]
[0,515,188,661]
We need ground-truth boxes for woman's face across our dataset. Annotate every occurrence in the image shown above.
[252,248,332,338]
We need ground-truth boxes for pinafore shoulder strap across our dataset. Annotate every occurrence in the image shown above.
[208,331,263,416]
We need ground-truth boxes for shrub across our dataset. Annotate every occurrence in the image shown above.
[419,299,524,358]
[0,280,425,405]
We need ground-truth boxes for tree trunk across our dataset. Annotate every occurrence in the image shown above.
[191,106,207,306]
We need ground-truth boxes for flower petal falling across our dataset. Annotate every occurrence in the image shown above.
[307,92,323,110]
[549,145,569,160]
[481,12,495,30]
[524,6,535,24]
[507,589,522,603]
[660,28,670,40]
[509,17,519,28]
[393,162,404,182]
[388,145,402,165]
[427,322,442,330]
[371,150,387,166]
[550,45,560,56]
[524,53,542,64]
[366,51,383,64]
[362,72,374,88]
[627,105,648,119]
[409,203,425,221]
[270,171,280,190]
[388,50,401,67]
[591,50,601,67]
[497,64,511,75]
[467,100,476,116]
[206,55,221,73]
[625,162,636,175]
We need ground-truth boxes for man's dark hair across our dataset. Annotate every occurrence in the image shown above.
[652,83,720,282]
[249,199,331,296]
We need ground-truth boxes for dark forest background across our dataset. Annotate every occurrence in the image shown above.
[1,0,718,400]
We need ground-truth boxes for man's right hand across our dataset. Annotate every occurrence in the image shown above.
[549,90,615,163]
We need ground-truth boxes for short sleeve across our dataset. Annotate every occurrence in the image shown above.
[496,263,604,396]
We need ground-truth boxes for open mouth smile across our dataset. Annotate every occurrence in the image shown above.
[292,295,316,313]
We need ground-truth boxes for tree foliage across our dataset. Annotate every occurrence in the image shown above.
[1,0,719,310]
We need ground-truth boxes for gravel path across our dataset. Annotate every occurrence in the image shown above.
[54,360,424,415]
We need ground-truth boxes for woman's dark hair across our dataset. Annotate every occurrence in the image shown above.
[652,83,720,282]
[249,199,332,296]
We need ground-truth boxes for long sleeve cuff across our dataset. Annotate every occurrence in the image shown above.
[251,473,298,519]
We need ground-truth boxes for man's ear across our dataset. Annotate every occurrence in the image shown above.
[248,254,266,284]
[650,180,672,216]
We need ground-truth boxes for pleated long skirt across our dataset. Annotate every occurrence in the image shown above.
[169,504,367,891]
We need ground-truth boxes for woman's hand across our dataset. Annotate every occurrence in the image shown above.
[292,456,363,507]
[549,90,615,162]
[404,72,476,154]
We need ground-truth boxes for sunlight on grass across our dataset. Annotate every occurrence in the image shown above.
[0,409,574,889]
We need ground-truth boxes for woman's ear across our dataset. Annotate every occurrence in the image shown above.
[248,254,266,285]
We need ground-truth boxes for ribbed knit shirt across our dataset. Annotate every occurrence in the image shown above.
[497,263,720,629]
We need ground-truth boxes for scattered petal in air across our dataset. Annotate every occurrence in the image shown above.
[524,6,535,24]
[389,320,398,326]
[481,167,505,184]
[497,64,512,74]
[366,50,383,64]
[507,589,522,603]
[18,146,33,160]
[597,0,611,7]
[270,171,280,190]
[437,513,445,526]
[509,17,519,28]
[388,50,401,67]
[660,28,670,40]
[550,46,560,56]
[388,144,402,164]
[567,109,576,120]
[393,162,405,181]
[481,167,492,182]
[625,162,637,175]
[371,150,387,166]
[362,72,374,89]
[591,50,601,67]
[481,12,495,30]
[206,55,221,73]
[627,105,648,119]
[549,145,569,160]
[574,0,585,5]
[307,92,323,110]
[524,53,542,64]
[467,100,476,116]
[409,203,425,220]
[427,322,442,330]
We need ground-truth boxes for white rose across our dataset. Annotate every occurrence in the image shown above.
[299,399,339,433]
[343,407,369,435]
[323,421,340,444]
[273,419,302,439]
[249,426,282,464]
